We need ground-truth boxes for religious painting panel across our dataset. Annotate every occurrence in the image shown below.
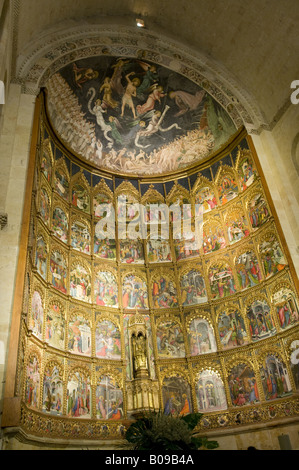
[94,217,116,259]
[143,202,168,224]
[156,319,185,358]
[217,170,238,205]
[93,191,113,219]
[122,273,149,309]
[224,203,250,245]
[94,236,117,260]
[247,190,270,229]
[228,363,259,407]
[217,307,248,350]
[95,375,123,420]
[45,301,65,350]
[147,238,172,263]
[42,363,63,414]
[70,264,92,303]
[258,232,287,279]
[94,269,119,308]
[202,217,226,254]
[67,371,91,418]
[50,250,67,294]
[260,354,292,401]
[180,269,208,306]
[95,318,121,359]
[71,219,91,254]
[142,189,167,226]
[52,206,68,244]
[272,285,299,330]
[30,289,44,339]
[162,376,192,416]
[168,190,192,223]
[151,272,178,308]
[119,239,145,264]
[39,187,51,226]
[187,317,217,355]
[71,183,90,214]
[196,370,227,412]
[246,298,276,342]
[117,193,140,223]
[194,184,217,215]
[40,141,52,183]
[237,150,257,191]
[68,313,91,356]
[235,249,262,290]
[54,167,69,201]
[208,261,236,300]
[35,234,48,280]
[25,354,40,409]
[173,233,200,261]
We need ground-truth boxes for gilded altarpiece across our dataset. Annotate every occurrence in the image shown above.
[6,95,299,444]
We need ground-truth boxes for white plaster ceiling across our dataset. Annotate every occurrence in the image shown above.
[11,0,299,130]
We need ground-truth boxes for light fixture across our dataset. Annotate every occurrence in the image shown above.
[136,18,145,28]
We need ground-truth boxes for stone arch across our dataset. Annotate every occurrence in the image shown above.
[14,19,266,133]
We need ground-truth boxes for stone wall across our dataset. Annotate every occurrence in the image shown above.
[0,83,35,425]
[251,102,299,278]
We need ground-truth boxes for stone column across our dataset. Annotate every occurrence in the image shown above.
[0,83,36,426]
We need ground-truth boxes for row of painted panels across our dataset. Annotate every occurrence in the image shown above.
[39,143,266,230]
[38,181,274,261]
[24,340,299,419]
[30,275,299,358]
[33,235,288,309]
[40,128,254,204]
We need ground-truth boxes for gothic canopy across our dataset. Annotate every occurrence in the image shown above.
[45,56,237,176]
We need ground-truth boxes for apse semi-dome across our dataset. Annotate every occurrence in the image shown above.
[45,56,237,176]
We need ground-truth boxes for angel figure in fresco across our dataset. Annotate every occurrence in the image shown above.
[87,88,114,147]
[136,84,165,115]
[121,72,140,119]
[136,110,162,140]
[134,106,182,149]
[99,77,119,109]
[108,116,123,145]
[73,63,99,88]
[169,89,205,117]
[110,58,130,96]
[136,61,159,97]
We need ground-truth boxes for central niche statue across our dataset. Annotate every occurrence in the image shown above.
[132,332,148,378]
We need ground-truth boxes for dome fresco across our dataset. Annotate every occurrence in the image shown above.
[45,56,237,176]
